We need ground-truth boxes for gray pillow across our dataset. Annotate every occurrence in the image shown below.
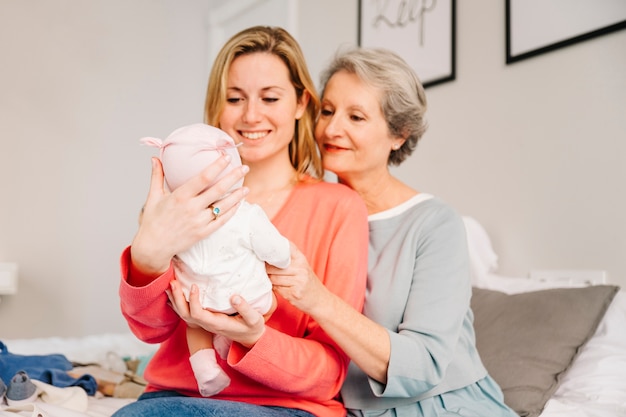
[471,285,619,417]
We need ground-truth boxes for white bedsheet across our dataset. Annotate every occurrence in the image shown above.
[2,333,155,365]
[540,289,626,417]
[1,397,135,417]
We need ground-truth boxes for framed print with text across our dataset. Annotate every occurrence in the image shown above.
[358,0,456,88]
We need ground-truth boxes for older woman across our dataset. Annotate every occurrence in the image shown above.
[268,47,518,417]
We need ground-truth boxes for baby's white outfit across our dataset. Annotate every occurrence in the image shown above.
[140,123,290,397]
[174,199,290,314]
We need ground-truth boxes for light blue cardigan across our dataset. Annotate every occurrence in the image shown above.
[341,195,511,416]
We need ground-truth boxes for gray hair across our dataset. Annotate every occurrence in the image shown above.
[319,47,428,165]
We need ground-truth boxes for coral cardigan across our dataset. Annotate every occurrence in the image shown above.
[119,179,369,417]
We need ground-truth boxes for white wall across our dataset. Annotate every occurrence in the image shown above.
[0,0,213,338]
[1,0,624,338]
[395,2,626,286]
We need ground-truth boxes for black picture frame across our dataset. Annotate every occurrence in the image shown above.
[506,0,626,64]
[358,0,456,88]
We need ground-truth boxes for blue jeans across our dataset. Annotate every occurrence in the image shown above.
[111,391,317,417]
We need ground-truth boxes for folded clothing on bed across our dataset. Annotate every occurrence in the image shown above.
[0,341,97,395]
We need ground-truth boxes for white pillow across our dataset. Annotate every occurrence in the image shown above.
[462,216,499,287]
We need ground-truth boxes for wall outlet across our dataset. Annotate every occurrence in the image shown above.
[529,269,607,286]
[0,263,18,294]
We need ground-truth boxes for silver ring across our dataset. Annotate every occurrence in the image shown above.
[209,204,221,219]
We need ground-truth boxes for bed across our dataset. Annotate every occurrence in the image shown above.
[2,217,625,417]
[1,334,155,417]
[464,216,626,417]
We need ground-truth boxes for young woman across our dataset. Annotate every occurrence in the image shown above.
[114,27,368,417]
[268,47,518,417]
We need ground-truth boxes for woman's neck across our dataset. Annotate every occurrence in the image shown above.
[340,170,417,215]
[244,159,298,218]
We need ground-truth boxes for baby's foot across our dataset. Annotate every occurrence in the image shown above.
[213,334,232,359]
[189,349,231,396]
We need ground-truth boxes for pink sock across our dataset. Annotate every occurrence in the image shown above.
[213,334,232,359]
[189,349,231,397]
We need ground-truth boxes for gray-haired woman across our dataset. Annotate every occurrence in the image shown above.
[268,47,518,417]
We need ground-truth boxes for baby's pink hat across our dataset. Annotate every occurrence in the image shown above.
[140,123,242,191]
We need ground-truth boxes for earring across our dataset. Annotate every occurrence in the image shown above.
[392,143,400,150]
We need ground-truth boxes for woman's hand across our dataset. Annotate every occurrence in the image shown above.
[167,280,266,349]
[272,243,391,383]
[130,156,249,277]
[267,242,331,317]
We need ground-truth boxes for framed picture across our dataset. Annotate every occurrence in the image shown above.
[358,0,456,88]
[506,0,626,64]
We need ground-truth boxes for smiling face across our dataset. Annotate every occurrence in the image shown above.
[218,52,308,168]
[315,70,403,182]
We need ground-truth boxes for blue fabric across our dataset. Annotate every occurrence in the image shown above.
[112,391,316,417]
[0,341,98,395]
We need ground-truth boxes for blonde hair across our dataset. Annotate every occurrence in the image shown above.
[204,26,322,179]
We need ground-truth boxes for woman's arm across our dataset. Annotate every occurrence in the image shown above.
[380,209,472,396]
[269,244,391,383]
[119,156,248,342]
[271,203,472,392]
[120,248,180,343]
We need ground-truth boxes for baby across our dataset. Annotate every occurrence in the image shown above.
[140,123,291,396]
